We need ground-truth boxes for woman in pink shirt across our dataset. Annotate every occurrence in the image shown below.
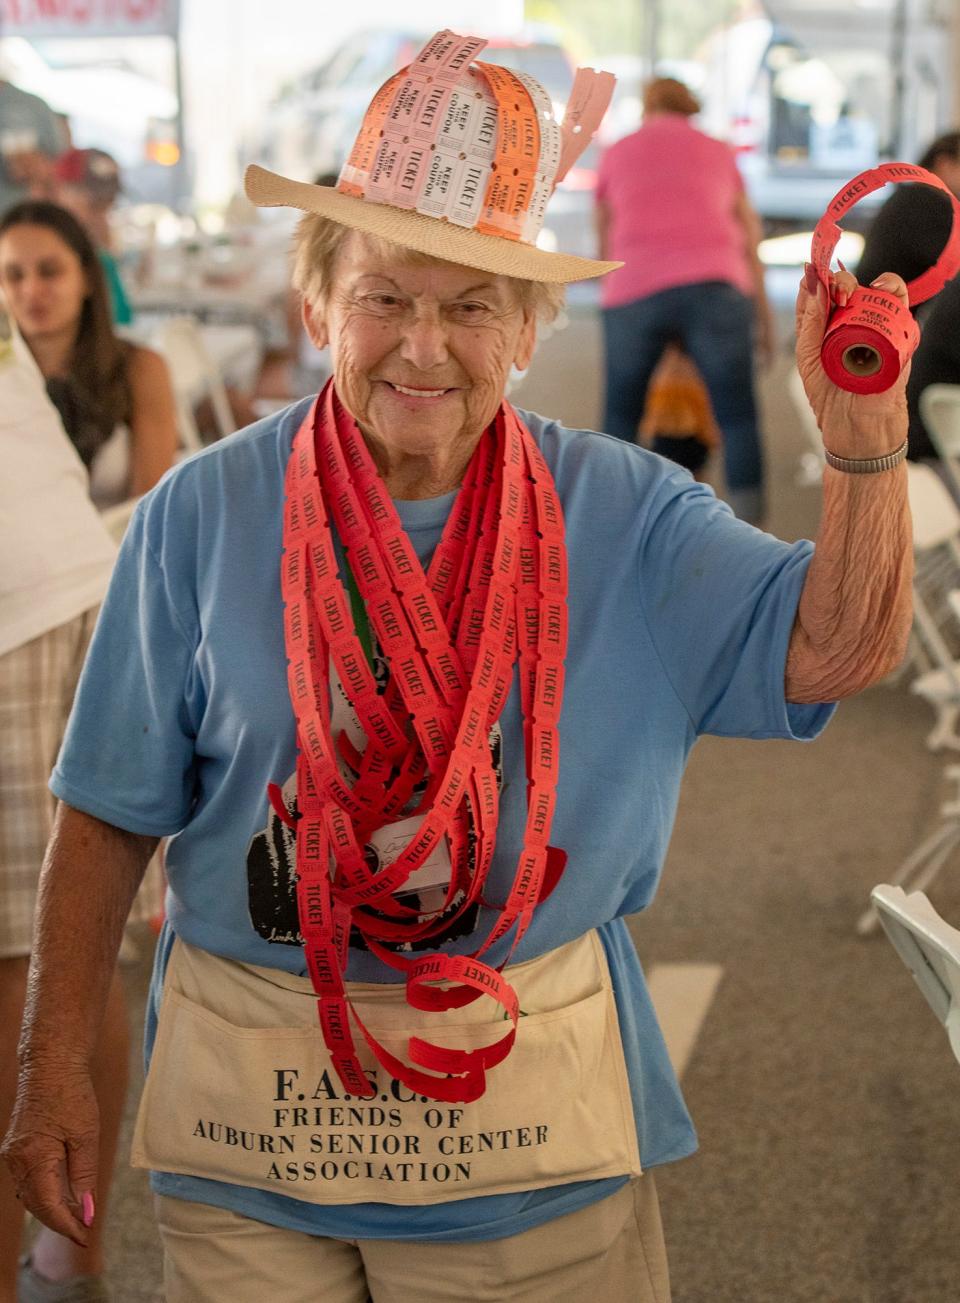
[595,78,774,524]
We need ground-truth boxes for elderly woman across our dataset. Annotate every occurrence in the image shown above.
[3,33,910,1303]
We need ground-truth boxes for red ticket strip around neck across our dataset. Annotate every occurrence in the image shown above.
[812,162,960,393]
[277,382,568,1102]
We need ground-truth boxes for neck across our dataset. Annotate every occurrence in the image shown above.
[27,326,76,381]
[364,431,485,501]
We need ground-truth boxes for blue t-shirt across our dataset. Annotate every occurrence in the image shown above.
[52,398,834,1241]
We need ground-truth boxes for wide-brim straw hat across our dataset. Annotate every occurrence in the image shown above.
[244,31,623,286]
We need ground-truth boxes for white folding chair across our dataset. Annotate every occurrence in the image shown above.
[98,496,141,544]
[859,769,960,934]
[905,463,960,749]
[920,383,960,502]
[856,469,960,934]
[154,316,237,452]
[869,884,960,1063]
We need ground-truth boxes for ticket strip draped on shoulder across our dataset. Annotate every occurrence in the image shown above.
[337,29,613,244]
[811,162,960,394]
[277,382,568,1103]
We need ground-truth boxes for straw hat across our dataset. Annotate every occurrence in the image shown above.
[244,30,623,285]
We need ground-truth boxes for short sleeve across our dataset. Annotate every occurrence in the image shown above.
[50,502,204,835]
[636,474,834,740]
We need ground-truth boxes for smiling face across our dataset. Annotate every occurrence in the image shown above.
[0,221,89,345]
[303,231,537,495]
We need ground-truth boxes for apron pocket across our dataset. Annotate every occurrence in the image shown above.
[132,939,641,1206]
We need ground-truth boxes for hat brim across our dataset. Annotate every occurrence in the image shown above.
[245,164,621,285]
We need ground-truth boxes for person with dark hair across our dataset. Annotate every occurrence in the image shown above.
[595,77,774,524]
[854,130,960,461]
[0,297,124,1303]
[902,269,960,462]
[855,130,960,291]
[0,200,176,507]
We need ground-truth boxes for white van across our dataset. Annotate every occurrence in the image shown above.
[697,0,953,229]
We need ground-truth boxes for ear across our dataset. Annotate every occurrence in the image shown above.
[302,296,329,351]
[512,308,537,374]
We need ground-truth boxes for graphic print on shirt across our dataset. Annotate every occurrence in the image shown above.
[247,643,503,953]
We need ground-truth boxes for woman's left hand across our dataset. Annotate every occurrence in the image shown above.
[795,265,910,457]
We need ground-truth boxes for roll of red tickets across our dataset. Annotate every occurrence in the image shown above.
[811,162,960,394]
[819,288,920,395]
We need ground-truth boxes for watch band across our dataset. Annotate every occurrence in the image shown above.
[822,439,908,474]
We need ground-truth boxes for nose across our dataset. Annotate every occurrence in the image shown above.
[15,272,43,300]
[398,308,449,372]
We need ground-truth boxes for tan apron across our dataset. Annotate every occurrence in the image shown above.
[132,931,641,1206]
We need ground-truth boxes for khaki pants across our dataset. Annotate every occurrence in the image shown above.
[155,1176,671,1302]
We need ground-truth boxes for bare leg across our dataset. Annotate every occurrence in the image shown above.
[0,955,29,1303]
[27,966,130,1282]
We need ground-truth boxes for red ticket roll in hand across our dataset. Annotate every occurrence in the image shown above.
[811,163,960,394]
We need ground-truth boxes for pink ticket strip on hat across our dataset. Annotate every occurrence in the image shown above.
[338,72,407,199]
[555,68,616,183]
[337,30,614,246]
[339,33,490,215]
[420,69,499,227]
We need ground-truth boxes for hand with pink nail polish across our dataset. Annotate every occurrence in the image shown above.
[0,1060,100,1246]
[794,265,910,454]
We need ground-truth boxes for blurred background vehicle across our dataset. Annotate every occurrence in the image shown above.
[697,0,953,233]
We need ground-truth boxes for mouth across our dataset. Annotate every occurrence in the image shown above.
[382,381,456,402]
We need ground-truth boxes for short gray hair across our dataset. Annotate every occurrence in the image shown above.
[292,213,565,324]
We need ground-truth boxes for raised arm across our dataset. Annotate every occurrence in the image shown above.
[785,267,913,703]
[1,804,157,1243]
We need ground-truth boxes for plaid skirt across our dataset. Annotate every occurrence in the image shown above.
[0,609,163,956]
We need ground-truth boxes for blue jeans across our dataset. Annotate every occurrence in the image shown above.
[601,281,764,492]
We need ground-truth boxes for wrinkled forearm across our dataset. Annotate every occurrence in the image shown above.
[785,463,912,703]
[19,804,157,1073]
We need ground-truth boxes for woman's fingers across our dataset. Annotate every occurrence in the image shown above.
[829,268,857,307]
[2,1136,90,1245]
[869,271,909,306]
